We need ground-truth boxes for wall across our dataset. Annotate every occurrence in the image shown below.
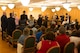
[0,7,80,22]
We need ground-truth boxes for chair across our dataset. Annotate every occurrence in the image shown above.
[63,42,75,53]
[46,46,60,53]
[39,34,46,41]
[76,42,80,53]
[9,29,22,47]
[3,31,8,40]
[23,36,36,53]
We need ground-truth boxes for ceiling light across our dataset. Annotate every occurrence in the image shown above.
[51,8,55,12]
[41,6,47,12]
[67,7,71,12]
[62,0,71,9]
[55,7,60,11]
[20,0,30,6]
[77,5,80,10]
[29,7,33,11]
[63,2,70,9]
[8,3,15,9]
[1,6,6,11]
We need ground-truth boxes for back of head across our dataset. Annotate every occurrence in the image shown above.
[66,13,68,15]
[40,26,46,34]
[23,11,26,14]
[71,30,77,36]
[3,12,6,15]
[10,13,12,17]
[30,15,33,20]
[76,30,80,37]
[38,14,42,18]
[59,26,66,34]
[23,27,30,36]
[45,31,55,41]
[35,25,40,29]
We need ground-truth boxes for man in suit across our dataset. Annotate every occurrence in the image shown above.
[37,14,42,27]
[1,12,7,40]
[60,14,64,24]
[7,13,16,37]
[19,11,28,28]
[66,13,71,24]
[20,11,28,21]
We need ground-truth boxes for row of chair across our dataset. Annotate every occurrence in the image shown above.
[18,37,75,53]
[3,29,75,53]
[17,36,36,53]
[18,36,75,53]
[3,29,36,53]
[3,29,22,47]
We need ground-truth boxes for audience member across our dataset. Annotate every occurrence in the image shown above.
[37,31,59,53]
[32,25,38,35]
[28,26,33,35]
[18,27,30,45]
[74,19,79,30]
[17,27,30,53]
[36,26,46,42]
[70,30,80,47]
[55,26,70,53]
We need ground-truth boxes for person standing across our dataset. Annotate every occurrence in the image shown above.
[43,15,48,28]
[19,11,28,29]
[37,14,42,27]
[54,13,59,25]
[14,14,19,27]
[7,13,16,37]
[28,15,34,27]
[1,12,7,40]
[20,11,28,22]
[60,14,64,24]
[66,13,71,24]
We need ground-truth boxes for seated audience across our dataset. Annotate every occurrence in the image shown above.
[18,27,30,45]
[17,27,30,53]
[70,30,80,53]
[70,25,77,36]
[55,26,70,53]
[32,25,38,35]
[36,26,46,42]
[66,27,72,36]
[37,31,59,53]
[28,26,34,35]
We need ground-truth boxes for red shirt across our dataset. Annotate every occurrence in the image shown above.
[37,40,58,53]
[55,34,70,53]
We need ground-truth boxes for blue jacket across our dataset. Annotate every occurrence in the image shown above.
[36,31,42,42]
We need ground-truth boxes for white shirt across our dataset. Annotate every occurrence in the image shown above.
[62,21,67,25]
[70,36,80,47]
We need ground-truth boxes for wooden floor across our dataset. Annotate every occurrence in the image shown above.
[0,32,16,53]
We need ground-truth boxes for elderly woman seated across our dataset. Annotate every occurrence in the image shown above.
[55,26,70,53]
[17,27,30,53]
[37,31,59,53]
